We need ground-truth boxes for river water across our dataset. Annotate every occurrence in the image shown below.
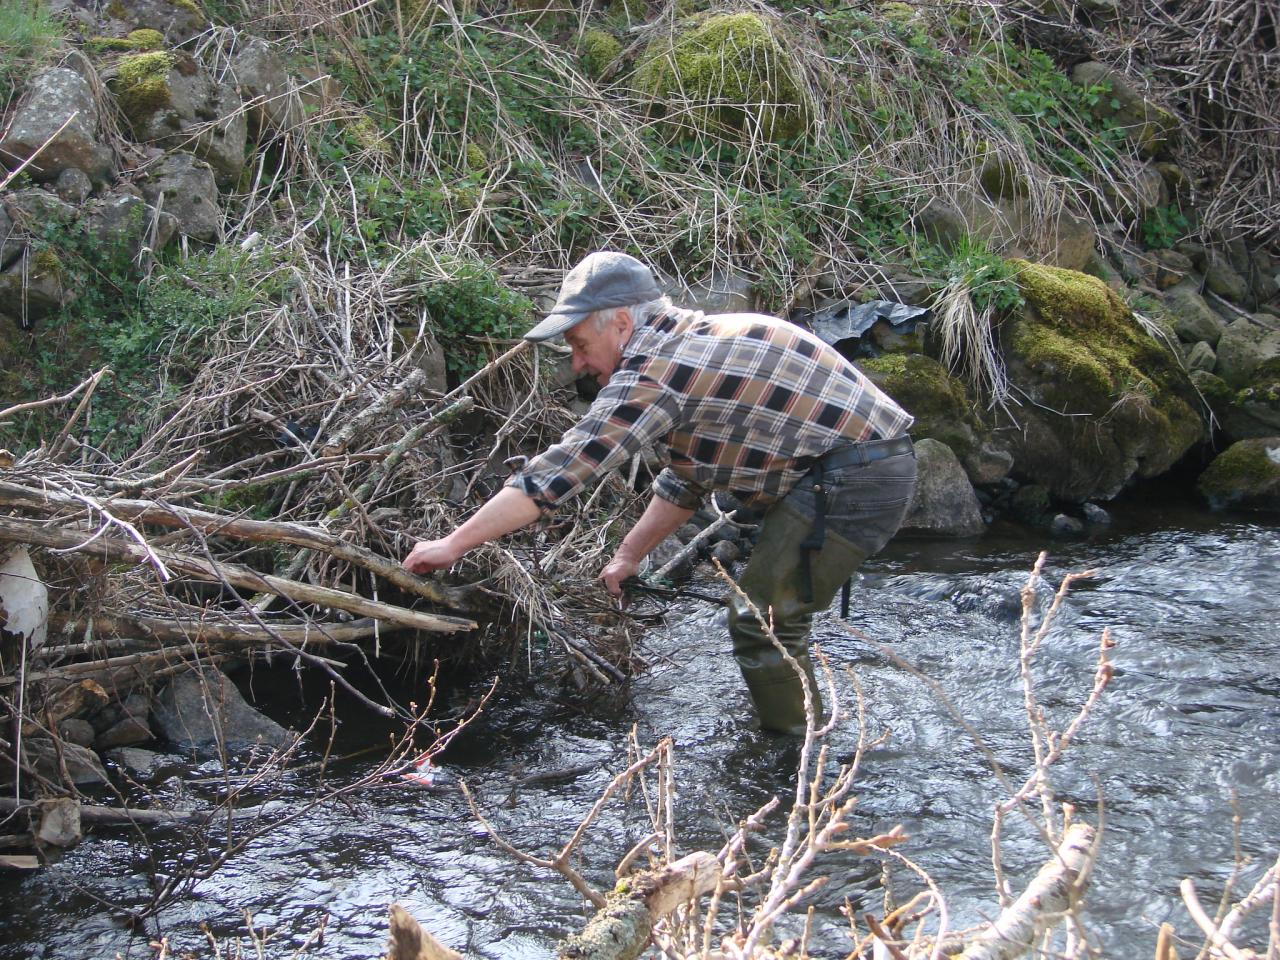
[2,493,1278,959]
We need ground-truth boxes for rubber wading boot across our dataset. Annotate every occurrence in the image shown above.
[729,496,870,735]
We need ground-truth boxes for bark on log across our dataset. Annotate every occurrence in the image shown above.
[0,796,291,826]
[385,904,464,960]
[0,515,476,635]
[959,823,1096,960]
[0,479,473,611]
[558,851,722,960]
[50,612,386,648]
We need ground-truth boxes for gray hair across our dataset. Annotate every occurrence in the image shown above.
[589,296,672,331]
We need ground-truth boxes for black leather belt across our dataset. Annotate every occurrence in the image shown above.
[817,435,915,471]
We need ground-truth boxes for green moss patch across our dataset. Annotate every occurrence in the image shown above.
[579,28,622,80]
[112,51,176,123]
[1198,439,1280,511]
[860,353,981,457]
[634,12,808,141]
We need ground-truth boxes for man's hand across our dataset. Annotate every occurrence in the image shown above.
[402,538,463,575]
[601,553,641,597]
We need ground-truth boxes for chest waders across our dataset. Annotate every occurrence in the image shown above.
[727,436,916,735]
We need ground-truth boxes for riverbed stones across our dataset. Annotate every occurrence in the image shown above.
[1185,340,1216,373]
[58,718,97,747]
[0,248,71,328]
[97,714,154,750]
[1204,251,1250,305]
[82,191,178,261]
[105,746,166,776]
[154,666,293,753]
[1197,438,1280,512]
[900,438,985,537]
[0,67,114,186]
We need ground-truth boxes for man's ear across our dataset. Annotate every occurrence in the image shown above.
[616,307,635,338]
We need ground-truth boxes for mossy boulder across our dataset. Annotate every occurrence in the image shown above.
[579,29,622,80]
[1070,61,1178,159]
[1194,363,1280,442]
[103,0,207,45]
[112,51,177,121]
[1000,260,1205,500]
[634,12,808,142]
[87,28,166,52]
[1197,438,1280,512]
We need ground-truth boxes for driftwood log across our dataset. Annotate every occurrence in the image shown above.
[0,515,474,635]
[958,823,1097,960]
[384,852,721,960]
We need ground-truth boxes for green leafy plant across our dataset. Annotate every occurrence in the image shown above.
[1141,204,1190,250]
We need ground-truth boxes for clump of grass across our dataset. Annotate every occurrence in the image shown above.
[0,0,64,107]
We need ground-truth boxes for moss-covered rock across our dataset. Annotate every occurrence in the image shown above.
[87,29,165,53]
[860,353,979,459]
[1197,438,1280,512]
[111,51,176,123]
[633,12,808,142]
[579,29,622,80]
[1001,260,1205,500]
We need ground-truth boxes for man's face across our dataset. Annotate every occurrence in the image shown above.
[565,310,632,387]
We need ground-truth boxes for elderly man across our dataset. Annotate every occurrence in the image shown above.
[403,252,917,734]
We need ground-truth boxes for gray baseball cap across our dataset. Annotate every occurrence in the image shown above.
[524,251,663,342]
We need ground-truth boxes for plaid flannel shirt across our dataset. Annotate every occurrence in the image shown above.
[508,308,914,512]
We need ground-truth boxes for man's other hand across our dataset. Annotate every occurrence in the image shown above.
[402,538,462,575]
[600,554,641,597]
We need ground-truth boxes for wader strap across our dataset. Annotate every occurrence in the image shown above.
[797,472,827,605]
[840,578,852,618]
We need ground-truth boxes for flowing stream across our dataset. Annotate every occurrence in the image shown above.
[2,491,1278,959]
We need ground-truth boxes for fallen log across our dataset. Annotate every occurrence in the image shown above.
[557,851,722,960]
[0,796,290,826]
[0,479,473,611]
[49,611,386,649]
[958,822,1097,960]
[0,515,476,636]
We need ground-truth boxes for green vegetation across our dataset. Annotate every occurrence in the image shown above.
[578,28,621,80]
[0,0,63,106]
[1198,440,1280,509]
[86,29,166,53]
[860,353,982,458]
[1141,204,1190,249]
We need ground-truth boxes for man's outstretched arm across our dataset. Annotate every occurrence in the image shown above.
[600,494,695,596]
[402,486,542,574]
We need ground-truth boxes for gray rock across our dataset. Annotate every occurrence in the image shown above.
[105,746,166,777]
[0,204,18,270]
[1186,340,1216,372]
[901,438,985,537]
[81,191,178,262]
[54,166,93,204]
[58,718,96,747]
[647,534,692,582]
[675,523,701,544]
[1010,483,1052,524]
[23,737,108,786]
[1082,502,1112,525]
[96,714,153,750]
[124,54,247,188]
[685,267,753,315]
[1198,438,1280,512]
[1205,251,1250,305]
[961,440,1014,486]
[1050,513,1085,536]
[230,39,303,140]
[0,248,71,327]
[140,152,222,242]
[153,666,294,753]
[1151,249,1193,289]
[106,0,208,44]
[915,198,966,249]
[0,67,113,184]
[709,539,741,565]
[35,797,81,849]
[4,187,78,228]
[1162,282,1226,346]
[1247,249,1278,304]
[1215,317,1280,389]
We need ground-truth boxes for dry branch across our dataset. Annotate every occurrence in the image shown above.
[959,823,1097,960]
[0,515,475,635]
[557,852,721,960]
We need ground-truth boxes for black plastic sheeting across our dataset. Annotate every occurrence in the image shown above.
[796,299,929,349]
